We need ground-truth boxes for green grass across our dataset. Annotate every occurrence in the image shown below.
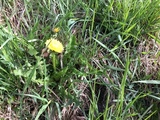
[0,0,160,119]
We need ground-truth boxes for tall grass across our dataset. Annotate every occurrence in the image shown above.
[0,0,160,119]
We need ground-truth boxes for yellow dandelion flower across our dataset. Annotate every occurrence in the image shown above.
[52,27,60,33]
[45,38,64,53]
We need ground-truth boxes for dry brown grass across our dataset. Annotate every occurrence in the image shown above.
[0,105,18,120]
[138,38,160,79]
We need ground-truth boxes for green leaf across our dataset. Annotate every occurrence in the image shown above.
[28,45,38,56]
[133,80,160,84]
[65,35,77,53]
[22,94,48,103]
[35,100,51,120]
[13,69,23,76]
[53,67,68,80]
[0,87,8,91]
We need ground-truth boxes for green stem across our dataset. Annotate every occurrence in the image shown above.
[52,52,56,71]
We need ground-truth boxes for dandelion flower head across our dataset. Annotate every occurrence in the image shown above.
[45,38,64,53]
[52,27,60,33]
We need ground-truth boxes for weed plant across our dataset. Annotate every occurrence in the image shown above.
[0,0,160,119]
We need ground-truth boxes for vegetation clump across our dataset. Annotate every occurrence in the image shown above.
[0,0,160,119]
